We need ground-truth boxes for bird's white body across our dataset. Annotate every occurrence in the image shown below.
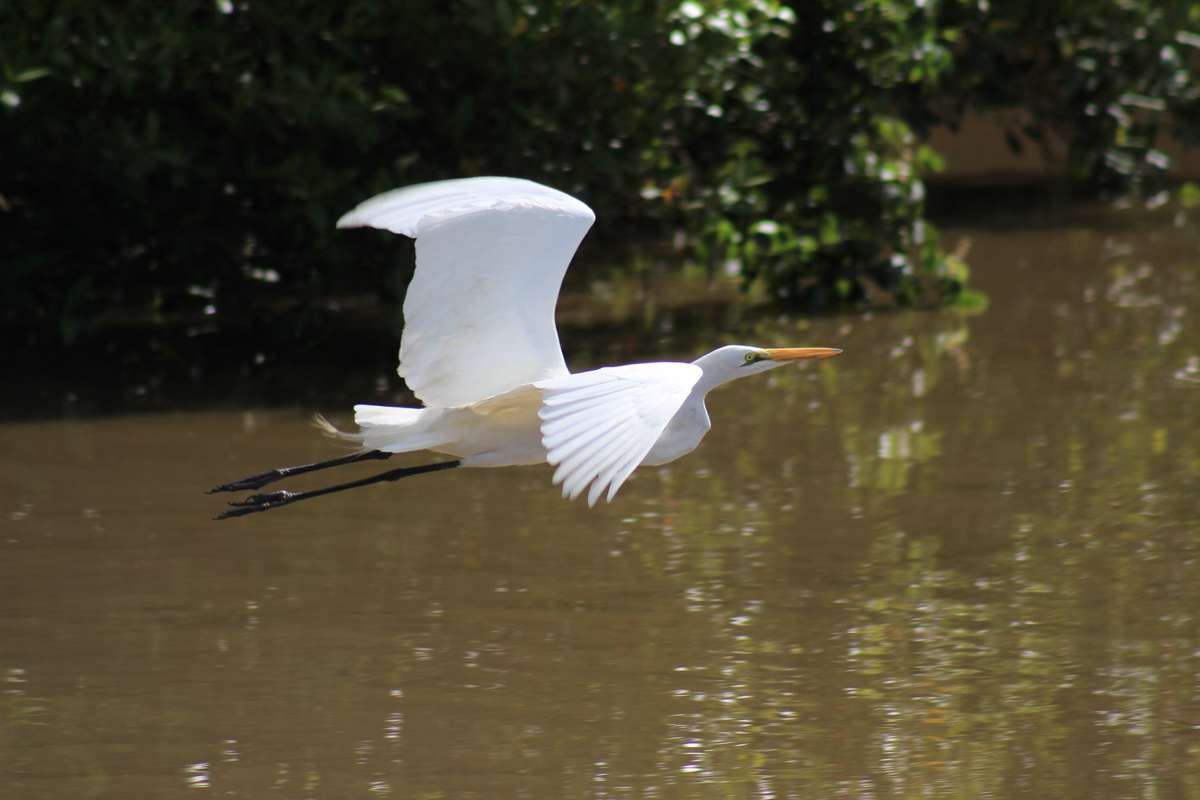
[352,362,714,469]
[310,177,839,507]
[214,177,838,517]
[645,389,712,465]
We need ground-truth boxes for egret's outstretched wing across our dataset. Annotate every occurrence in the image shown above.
[338,177,595,408]
[536,363,702,506]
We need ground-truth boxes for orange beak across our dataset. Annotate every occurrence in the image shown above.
[764,347,843,362]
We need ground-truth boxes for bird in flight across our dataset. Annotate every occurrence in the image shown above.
[212,177,840,518]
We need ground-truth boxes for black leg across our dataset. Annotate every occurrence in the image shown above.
[216,459,461,519]
[209,449,393,494]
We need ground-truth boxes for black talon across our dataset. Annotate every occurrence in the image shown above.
[210,450,393,494]
[214,459,461,520]
[216,505,270,520]
[214,490,298,519]
[229,490,295,507]
[209,473,280,494]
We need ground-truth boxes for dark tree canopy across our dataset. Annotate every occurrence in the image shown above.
[3,0,1197,332]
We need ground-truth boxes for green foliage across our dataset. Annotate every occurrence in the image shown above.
[2,0,1199,331]
[673,0,962,306]
[931,0,1200,188]
[662,0,1200,305]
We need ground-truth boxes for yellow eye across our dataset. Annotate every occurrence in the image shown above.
[743,352,759,364]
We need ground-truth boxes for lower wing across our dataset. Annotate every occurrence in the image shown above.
[535,363,703,506]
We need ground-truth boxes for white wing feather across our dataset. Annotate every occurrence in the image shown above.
[338,177,595,408]
[536,363,702,507]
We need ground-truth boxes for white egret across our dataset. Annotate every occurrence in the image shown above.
[213,177,840,517]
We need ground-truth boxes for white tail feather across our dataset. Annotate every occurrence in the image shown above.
[353,404,424,428]
[350,404,453,454]
[312,413,362,443]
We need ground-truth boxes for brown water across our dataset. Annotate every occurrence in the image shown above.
[3,206,1199,799]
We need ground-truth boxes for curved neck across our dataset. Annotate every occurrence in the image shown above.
[691,350,741,395]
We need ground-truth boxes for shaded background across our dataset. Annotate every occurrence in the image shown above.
[3,2,1200,798]
[7,0,1200,337]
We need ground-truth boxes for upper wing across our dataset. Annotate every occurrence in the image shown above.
[536,363,703,507]
[338,177,596,408]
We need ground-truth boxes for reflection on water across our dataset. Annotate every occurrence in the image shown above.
[2,208,1199,799]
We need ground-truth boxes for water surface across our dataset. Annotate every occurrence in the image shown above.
[2,205,1199,799]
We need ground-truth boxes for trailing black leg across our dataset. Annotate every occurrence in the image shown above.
[210,449,393,494]
[216,459,461,519]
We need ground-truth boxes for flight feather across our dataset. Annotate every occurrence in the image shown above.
[337,177,595,408]
[536,363,702,506]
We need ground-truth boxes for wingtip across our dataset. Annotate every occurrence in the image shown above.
[334,211,361,230]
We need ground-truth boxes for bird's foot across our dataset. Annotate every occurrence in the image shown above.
[216,490,298,519]
[209,471,284,494]
[210,451,393,495]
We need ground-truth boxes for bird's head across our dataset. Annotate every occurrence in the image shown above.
[694,344,842,389]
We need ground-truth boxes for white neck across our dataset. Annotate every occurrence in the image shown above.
[691,349,744,395]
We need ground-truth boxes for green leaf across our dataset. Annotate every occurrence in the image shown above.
[1179,182,1200,208]
[14,67,52,83]
[950,289,989,314]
